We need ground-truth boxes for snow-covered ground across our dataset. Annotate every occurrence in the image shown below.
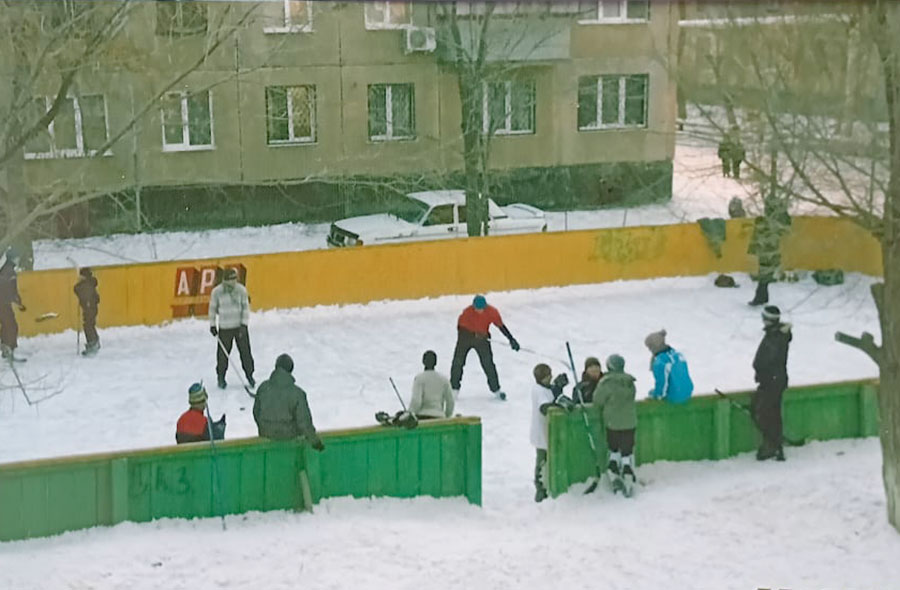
[1,274,894,588]
[31,140,763,270]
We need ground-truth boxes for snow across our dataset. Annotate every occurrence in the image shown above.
[31,140,759,270]
[1,273,895,588]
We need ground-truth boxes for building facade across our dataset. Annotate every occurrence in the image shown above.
[6,0,679,235]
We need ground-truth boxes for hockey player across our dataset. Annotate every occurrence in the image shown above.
[0,247,25,362]
[752,305,792,461]
[253,353,324,450]
[208,268,255,389]
[409,350,454,419]
[644,330,694,404]
[593,354,638,496]
[573,356,603,404]
[530,363,572,502]
[175,383,226,444]
[74,267,101,356]
[450,295,519,400]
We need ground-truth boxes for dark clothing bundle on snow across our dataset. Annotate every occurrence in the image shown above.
[253,366,323,448]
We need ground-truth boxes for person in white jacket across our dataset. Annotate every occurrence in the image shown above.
[208,268,255,389]
[409,350,454,419]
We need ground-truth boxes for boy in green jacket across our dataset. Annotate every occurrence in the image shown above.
[592,354,638,496]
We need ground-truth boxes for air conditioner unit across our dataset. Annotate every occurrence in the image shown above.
[405,26,436,53]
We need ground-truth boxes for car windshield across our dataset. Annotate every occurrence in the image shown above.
[389,197,430,224]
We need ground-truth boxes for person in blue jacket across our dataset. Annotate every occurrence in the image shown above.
[644,329,693,403]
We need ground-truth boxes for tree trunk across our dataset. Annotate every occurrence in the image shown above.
[4,58,35,269]
[879,237,900,530]
[458,70,487,237]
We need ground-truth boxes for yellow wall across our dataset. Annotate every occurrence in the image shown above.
[16,217,883,337]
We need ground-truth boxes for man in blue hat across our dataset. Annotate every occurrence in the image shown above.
[450,294,519,400]
[0,247,26,362]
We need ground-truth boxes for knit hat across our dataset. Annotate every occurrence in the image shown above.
[644,330,667,354]
[422,350,437,370]
[223,268,238,281]
[188,382,208,405]
[533,363,551,384]
[473,295,487,310]
[584,356,602,370]
[79,267,93,278]
[606,354,625,373]
[762,305,781,324]
[275,353,294,373]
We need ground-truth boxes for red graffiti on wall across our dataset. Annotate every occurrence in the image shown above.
[171,264,247,318]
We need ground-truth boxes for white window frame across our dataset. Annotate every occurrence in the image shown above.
[263,0,313,34]
[364,1,412,30]
[369,84,415,142]
[578,74,648,131]
[24,95,111,160]
[160,90,214,152]
[266,85,317,145]
[482,80,535,136]
[578,1,649,24]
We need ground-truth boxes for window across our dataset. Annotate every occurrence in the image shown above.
[578,1,649,22]
[578,74,648,130]
[483,80,535,135]
[25,95,109,159]
[423,205,454,226]
[156,0,207,36]
[264,0,312,33]
[266,85,316,144]
[367,84,415,141]
[160,90,213,151]
[364,2,411,29]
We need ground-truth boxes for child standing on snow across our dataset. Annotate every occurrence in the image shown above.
[592,354,638,496]
[530,363,571,503]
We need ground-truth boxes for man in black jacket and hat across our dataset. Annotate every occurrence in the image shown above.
[253,353,325,450]
[752,305,792,461]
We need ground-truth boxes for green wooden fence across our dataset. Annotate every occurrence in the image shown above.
[547,380,879,497]
[0,417,481,543]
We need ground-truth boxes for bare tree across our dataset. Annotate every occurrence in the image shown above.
[0,0,261,268]
[679,2,900,530]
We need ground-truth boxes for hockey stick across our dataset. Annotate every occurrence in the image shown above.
[492,338,570,368]
[214,333,255,398]
[204,401,227,531]
[714,389,806,447]
[386,377,417,428]
[566,342,605,495]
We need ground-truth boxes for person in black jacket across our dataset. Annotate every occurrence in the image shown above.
[572,356,603,404]
[752,305,792,461]
[253,353,324,450]
[74,267,101,356]
[0,247,25,362]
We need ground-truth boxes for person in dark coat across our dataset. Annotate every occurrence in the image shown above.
[0,247,25,361]
[752,305,792,461]
[73,267,101,355]
[175,383,225,444]
[450,294,519,400]
[573,356,603,404]
[253,353,324,450]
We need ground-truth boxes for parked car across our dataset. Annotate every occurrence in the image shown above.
[326,190,547,247]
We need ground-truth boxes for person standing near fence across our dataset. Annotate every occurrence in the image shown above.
[752,305,792,461]
[208,268,255,389]
[0,247,25,362]
[74,267,101,356]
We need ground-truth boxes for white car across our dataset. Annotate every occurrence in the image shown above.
[326,190,547,247]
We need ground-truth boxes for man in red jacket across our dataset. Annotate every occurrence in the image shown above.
[450,295,519,400]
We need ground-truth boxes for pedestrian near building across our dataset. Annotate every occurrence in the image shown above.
[752,305,792,461]
[593,354,638,496]
[253,353,324,450]
[748,196,792,306]
[175,382,226,444]
[644,330,694,404]
[450,295,519,400]
[409,350,454,419]
[208,268,255,389]
[0,247,25,362]
[74,267,101,356]
[718,126,746,178]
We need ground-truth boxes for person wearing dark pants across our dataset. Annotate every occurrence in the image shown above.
[0,247,25,361]
[450,294,519,400]
[209,268,255,389]
[74,267,101,355]
[752,305,792,461]
[592,354,638,495]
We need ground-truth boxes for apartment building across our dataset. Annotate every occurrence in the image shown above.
[5,0,679,234]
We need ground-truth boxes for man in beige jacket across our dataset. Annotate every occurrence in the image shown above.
[409,350,455,419]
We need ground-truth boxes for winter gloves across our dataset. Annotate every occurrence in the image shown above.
[210,326,218,337]
[509,337,520,351]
